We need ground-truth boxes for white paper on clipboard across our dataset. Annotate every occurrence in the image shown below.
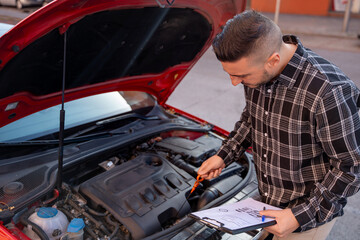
[189,198,281,234]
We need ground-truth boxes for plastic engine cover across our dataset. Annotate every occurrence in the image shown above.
[155,135,222,166]
[79,153,195,240]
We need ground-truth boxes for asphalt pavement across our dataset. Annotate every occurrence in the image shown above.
[0,6,359,240]
[0,6,36,24]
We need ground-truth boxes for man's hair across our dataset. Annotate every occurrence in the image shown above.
[212,10,282,63]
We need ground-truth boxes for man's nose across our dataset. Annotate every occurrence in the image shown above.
[230,76,242,86]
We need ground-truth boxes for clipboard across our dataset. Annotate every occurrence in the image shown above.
[189,198,281,234]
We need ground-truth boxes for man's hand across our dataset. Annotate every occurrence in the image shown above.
[260,208,300,238]
[197,155,225,179]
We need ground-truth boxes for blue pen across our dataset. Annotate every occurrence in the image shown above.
[262,207,266,222]
[261,207,276,222]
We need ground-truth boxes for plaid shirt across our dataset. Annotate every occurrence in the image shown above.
[217,35,360,231]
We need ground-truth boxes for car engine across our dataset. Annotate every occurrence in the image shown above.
[2,133,248,240]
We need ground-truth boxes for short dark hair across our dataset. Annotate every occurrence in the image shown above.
[212,10,282,62]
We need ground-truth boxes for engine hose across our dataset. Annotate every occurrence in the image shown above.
[196,187,219,209]
[100,225,111,237]
[86,206,108,217]
[105,215,119,239]
[20,207,50,240]
[197,174,243,209]
[109,225,119,239]
[169,154,197,177]
[84,226,98,239]
[43,189,60,205]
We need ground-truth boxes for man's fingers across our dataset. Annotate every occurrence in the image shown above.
[217,169,221,177]
[198,164,211,176]
[259,210,278,217]
[262,209,300,238]
[207,171,215,179]
[263,225,278,236]
[197,155,225,179]
[204,168,223,179]
[262,210,280,235]
[199,173,209,179]
[197,164,207,175]
[214,168,222,177]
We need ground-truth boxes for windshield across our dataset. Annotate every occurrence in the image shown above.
[0,23,13,37]
[0,91,155,142]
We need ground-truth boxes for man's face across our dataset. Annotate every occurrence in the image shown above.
[221,56,273,88]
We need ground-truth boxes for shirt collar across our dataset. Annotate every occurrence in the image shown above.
[275,35,308,89]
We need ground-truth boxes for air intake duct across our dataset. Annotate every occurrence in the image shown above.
[197,174,243,209]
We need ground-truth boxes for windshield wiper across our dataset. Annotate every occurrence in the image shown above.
[68,113,160,138]
[0,113,160,147]
[96,112,160,125]
[0,131,128,146]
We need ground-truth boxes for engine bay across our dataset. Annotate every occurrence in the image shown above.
[1,132,249,240]
[79,152,194,239]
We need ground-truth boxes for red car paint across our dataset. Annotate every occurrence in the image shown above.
[0,0,245,128]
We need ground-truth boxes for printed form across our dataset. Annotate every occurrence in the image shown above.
[190,198,281,234]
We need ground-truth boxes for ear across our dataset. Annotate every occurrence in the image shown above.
[265,52,280,70]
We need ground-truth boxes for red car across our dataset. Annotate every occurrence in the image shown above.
[0,1,256,239]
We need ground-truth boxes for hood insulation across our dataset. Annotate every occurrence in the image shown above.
[0,7,211,99]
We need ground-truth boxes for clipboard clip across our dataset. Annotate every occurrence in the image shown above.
[201,217,224,228]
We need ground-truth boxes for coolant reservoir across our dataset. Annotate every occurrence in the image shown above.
[24,207,69,240]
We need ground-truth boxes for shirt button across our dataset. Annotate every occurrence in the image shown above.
[265,111,269,115]
[263,154,267,158]
[267,89,271,93]
[264,192,268,196]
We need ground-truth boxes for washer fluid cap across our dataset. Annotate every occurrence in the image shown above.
[67,218,85,232]
[37,207,58,218]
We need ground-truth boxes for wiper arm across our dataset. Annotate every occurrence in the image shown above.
[68,113,160,138]
[96,113,160,126]
[0,131,128,146]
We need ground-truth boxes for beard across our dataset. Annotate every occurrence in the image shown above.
[246,69,275,88]
[261,69,276,84]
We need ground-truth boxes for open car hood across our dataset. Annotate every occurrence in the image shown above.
[0,0,241,127]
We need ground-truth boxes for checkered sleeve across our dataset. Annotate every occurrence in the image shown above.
[291,84,360,230]
[217,104,252,167]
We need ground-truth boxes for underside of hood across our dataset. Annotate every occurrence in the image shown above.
[0,7,211,98]
[0,0,241,127]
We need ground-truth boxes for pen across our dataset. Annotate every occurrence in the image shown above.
[261,207,276,222]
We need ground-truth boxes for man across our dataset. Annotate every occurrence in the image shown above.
[197,10,360,240]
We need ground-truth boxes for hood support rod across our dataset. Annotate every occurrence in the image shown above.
[57,30,67,190]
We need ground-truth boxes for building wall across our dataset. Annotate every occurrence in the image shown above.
[251,0,331,16]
